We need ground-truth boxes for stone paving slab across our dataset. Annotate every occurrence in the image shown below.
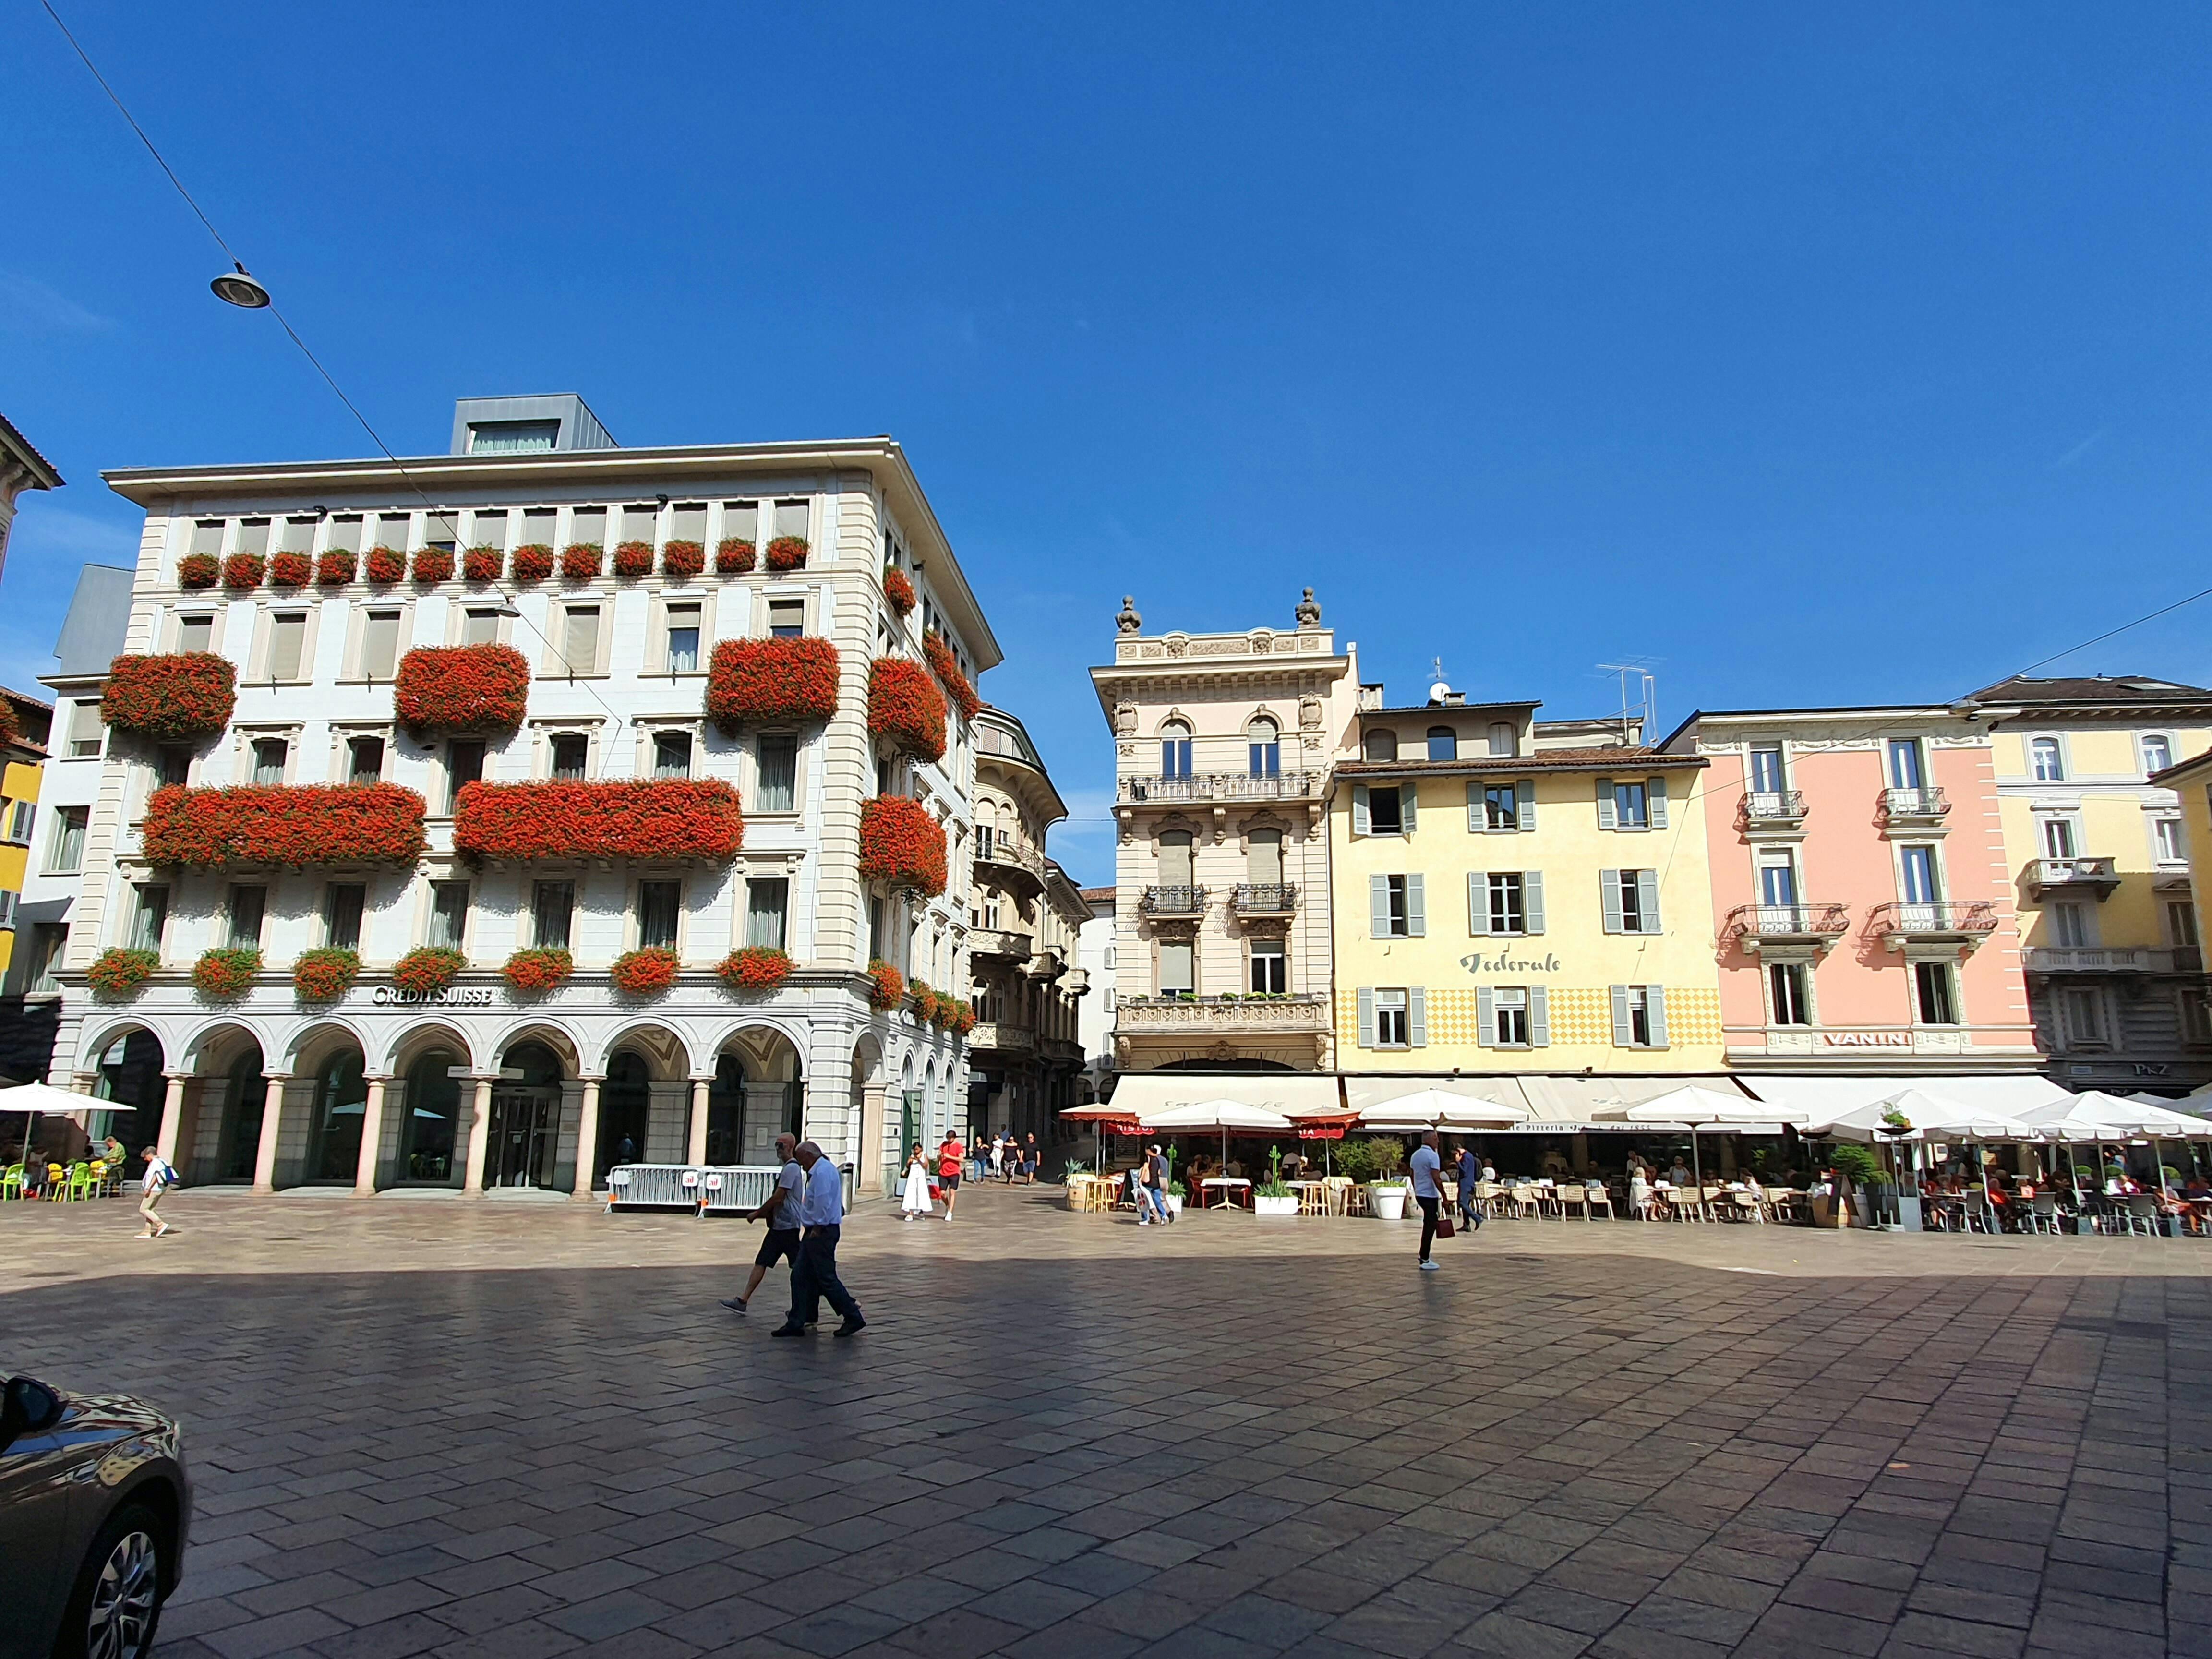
[2,1182,2206,1658]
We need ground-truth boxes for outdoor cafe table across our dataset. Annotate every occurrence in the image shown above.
[1199,1177,1252,1210]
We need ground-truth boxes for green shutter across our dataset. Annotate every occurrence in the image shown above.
[1352,785,1370,837]
[1528,986,1550,1048]
[1648,776,1670,830]
[1357,986,1376,1048]
[1517,781,1536,832]
[1647,986,1669,1049]
[1523,871,1545,935]
[1636,869,1662,934]
[1476,986,1495,1047]
[1370,875,1390,939]
[1407,986,1428,1048]
[1600,869,1623,934]
[1406,874,1426,938]
[1610,985,1632,1046]
[1468,872,1490,936]
[1596,779,1616,830]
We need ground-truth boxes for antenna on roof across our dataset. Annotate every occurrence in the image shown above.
[1428,656,1452,705]
[1596,661,1659,746]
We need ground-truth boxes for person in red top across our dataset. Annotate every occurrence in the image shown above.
[937,1131,965,1222]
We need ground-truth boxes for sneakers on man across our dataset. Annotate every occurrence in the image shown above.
[770,1324,807,1337]
[720,1298,747,1314]
[1419,1260,1442,1272]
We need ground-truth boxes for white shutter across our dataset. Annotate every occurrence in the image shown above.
[1476,986,1495,1047]
[1466,781,1483,834]
[1370,875,1391,939]
[1517,781,1536,832]
[1647,986,1669,1049]
[1610,985,1633,1047]
[1596,779,1616,830]
[1400,785,1418,832]
[1528,986,1550,1048]
[1407,987,1427,1048]
[1353,785,1370,837]
[1649,776,1670,830]
[1600,870,1624,934]
[1636,869,1662,934]
[1406,875,1426,938]
[1467,872,1490,936]
[1357,986,1377,1048]
[1523,871,1545,935]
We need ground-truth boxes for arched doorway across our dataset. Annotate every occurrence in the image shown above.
[707,1052,745,1164]
[488,1041,564,1189]
[398,1048,463,1186]
[90,1028,164,1158]
[598,1051,652,1183]
[306,1047,368,1184]
[712,1028,803,1163]
[214,1046,268,1184]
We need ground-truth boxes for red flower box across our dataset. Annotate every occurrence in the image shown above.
[456,779,745,862]
[512,543,554,584]
[103,653,238,740]
[765,535,809,572]
[910,980,943,1024]
[269,551,313,589]
[393,947,466,995]
[859,795,947,896]
[222,553,265,592]
[869,657,947,762]
[464,545,504,582]
[193,946,262,998]
[613,540,655,579]
[394,644,531,736]
[317,550,356,587]
[865,958,904,1011]
[412,547,455,584]
[924,630,982,721]
[179,553,219,589]
[883,568,916,616]
[611,947,680,996]
[663,540,705,582]
[949,999,976,1036]
[143,783,429,868]
[365,546,408,584]
[504,947,572,994]
[716,538,757,574]
[719,947,792,993]
[293,947,360,1002]
[561,542,603,580]
[88,948,159,999]
[707,637,840,732]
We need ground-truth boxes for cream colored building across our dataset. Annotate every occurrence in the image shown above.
[1090,591,1358,1072]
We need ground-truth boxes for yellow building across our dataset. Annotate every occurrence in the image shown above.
[0,688,53,981]
[1329,691,1723,1072]
[1972,675,2212,1089]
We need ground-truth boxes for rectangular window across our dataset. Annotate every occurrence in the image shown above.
[1886,739,1923,791]
[29,925,66,994]
[236,518,271,558]
[266,613,307,680]
[744,878,789,950]
[228,883,266,948]
[2040,817,2077,860]
[348,736,385,784]
[1482,782,1518,830]
[445,739,485,812]
[666,603,702,671]
[1749,745,1785,794]
[1250,938,1286,994]
[1769,961,1811,1025]
[2142,734,2173,776]
[1376,988,1411,1047]
[176,614,214,654]
[1615,869,1654,933]
[1612,781,1648,829]
[722,500,759,547]
[521,506,556,549]
[767,599,804,639]
[130,883,168,952]
[532,880,575,950]
[653,731,693,779]
[2031,737,2065,781]
[671,503,708,553]
[324,883,366,950]
[428,880,470,949]
[67,699,103,759]
[1158,940,1194,997]
[2169,901,2199,949]
[570,507,607,550]
[773,499,809,542]
[2060,985,2106,1047]
[638,879,683,950]
[1489,988,1527,1047]
[1486,872,1526,935]
[1381,875,1410,938]
[1161,733,1192,778]
[757,734,798,812]
[361,610,401,681]
[189,519,224,558]
[1899,844,1940,905]
[561,604,601,675]
[621,504,658,548]
[277,517,316,556]
[1249,736,1280,777]
[5,800,32,844]
[48,806,87,873]
[251,737,288,785]
[2155,817,2186,865]
[325,515,362,555]
[1757,854,1797,909]
[549,733,589,780]
[2184,992,2212,1046]
[1624,986,1654,1046]
[155,744,192,788]
[462,607,502,647]
[469,420,557,454]
[2049,901,2091,948]
[470,510,508,552]
[1367,786,1404,835]
[376,513,412,555]
[423,513,458,557]
[1914,961,1958,1025]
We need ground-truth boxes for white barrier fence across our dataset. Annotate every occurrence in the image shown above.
[604,1163,858,1214]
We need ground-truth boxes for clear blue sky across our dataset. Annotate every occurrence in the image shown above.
[9,3,2212,884]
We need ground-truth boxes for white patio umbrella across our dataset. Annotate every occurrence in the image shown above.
[2012,1091,2155,1194]
[1807,1088,2046,1143]
[1357,1088,1527,1133]
[0,1081,101,1166]
[1597,1084,1796,1190]
[1138,1098,1295,1174]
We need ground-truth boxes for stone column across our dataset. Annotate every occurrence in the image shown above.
[154,1073,188,1166]
[462,1077,495,1194]
[353,1077,389,1196]
[686,1078,710,1166]
[251,1074,293,1194]
[572,1077,602,1200]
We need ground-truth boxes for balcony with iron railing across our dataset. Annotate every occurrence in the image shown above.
[1740,790,1807,828]
[974,830,1046,895]
[2026,856,2120,900]
[1868,901,2000,946]
[1140,885,1208,917]
[1115,991,1331,1036]
[1880,786,1950,823]
[1119,771,1321,804]
[1727,902,1852,950]
[969,927,1034,963]
[1231,882,1298,915]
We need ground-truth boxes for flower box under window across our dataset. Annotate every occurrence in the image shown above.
[102,653,237,741]
[142,783,429,868]
[707,637,840,731]
[455,779,745,862]
[394,644,531,736]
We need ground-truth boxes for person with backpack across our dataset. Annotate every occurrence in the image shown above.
[138,1145,179,1238]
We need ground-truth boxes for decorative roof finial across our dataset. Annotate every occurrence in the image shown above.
[1116,595,1142,635]
[1294,587,1322,629]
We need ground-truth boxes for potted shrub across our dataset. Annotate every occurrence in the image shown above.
[715,537,756,574]
[764,534,808,571]
[610,947,679,996]
[1254,1147,1298,1216]
[364,545,408,584]
[192,946,261,999]
[317,549,356,587]
[463,544,504,582]
[1828,1143,1887,1228]
[883,567,916,616]
[411,547,455,584]
[865,958,904,1011]
[613,540,655,579]
[87,947,158,1000]
[503,947,572,995]
[269,551,313,589]
[511,542,554,584]
[393,946,465,996]
[293,947,360,1002]
[718,946,792,993]
[560,541,603,580]
[663,539,705,582]
[221,553,265,592]
[178,553,219,589]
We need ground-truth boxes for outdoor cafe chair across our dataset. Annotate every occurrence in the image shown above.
[1723,1189,1763,1223]
[2123,1194,2162,1237]
[0,1163,24,1201]
[1507,1186,1543,1221]
[1585,1183,1615,1220]
[1472,1180,1504,1217]
[2022,1192,2061,1236]
[1555,1184,1588,1219]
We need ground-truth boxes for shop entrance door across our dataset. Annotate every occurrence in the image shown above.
[486,1088,557,1188]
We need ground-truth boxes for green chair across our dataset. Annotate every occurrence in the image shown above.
[0,1164,24,1201]
[64,1161,96,1202]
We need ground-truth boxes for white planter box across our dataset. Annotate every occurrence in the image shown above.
[1166,1193,1183,1216]
[1253,1194,1298,1216]
[1369,1184,1408,1220]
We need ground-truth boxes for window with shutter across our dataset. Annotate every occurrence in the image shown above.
[1405,874,1426,938]
[1357,986,1377,1048]
[1516,781,1536,832]
[1476,986,1496,1047]
[1407,987,1428,1048]
[1635,869,1662,933]
[1599,869,1624,934]
[1528,986,1551,1047]
[1596,779,1616,830]
[1523,871,1545,935]
[1352,785,1371,836]
[1647,986,1669,1048]
[1467,872,1490,936]
[1399,785,1417,832]
[1609,985,1633,1046]
[1648,777,1669,829]
[1370,875,1391,939]
[1465,781,1483,834]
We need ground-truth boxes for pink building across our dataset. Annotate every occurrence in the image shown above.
[1663,706,2040,1074]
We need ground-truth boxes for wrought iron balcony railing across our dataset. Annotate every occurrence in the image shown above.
[1880,786,1950,821]
[1728,902,1852,942]
[1741,790,1807,825]
[1140,885,1208,917]
[1231,882,1298,914]
[1868,901,1999,940]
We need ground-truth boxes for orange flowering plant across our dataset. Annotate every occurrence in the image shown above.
[662,540,705,581]
[393,947,466,995]
[611,947,681,996]
[269,551,313,589]
[707,637,840,732]
[293,947,360,1002]
[503,947,572,994]
[865,958,904,1011]
[715,537,757,574]
[511,543,555,583]
[859,794,948,896]
[317,550,356,587]
[87,948,159,999]
[222,553,265,592]
[883,567,916,616]
[393,644,530,736]
[178,553,219,589]
[613,540,655,579]
[456,779,745,861]
[561,542,603,580]
[868,657,947,762]
[923,630,982,721]
[192,946,262,998]
[144,783,429,867]
[365,545,408,584]
[718,947,792,993]
[102,653,237,740]
[764,535,809,571]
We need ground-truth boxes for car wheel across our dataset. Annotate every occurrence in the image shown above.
[55,1501,168,1659]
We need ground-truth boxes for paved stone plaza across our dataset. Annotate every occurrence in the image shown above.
[3,1182,2207,1659]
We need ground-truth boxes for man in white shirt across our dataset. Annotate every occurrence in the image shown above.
[138,1145,179,1238]
[772,1141,865,1338]
[1409,1130,1445,1271]
[723,1133,803,1316]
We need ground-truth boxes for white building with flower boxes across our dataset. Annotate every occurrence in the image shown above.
[51,394,998,1201]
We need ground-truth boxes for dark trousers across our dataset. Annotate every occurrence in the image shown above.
[1417,1195,1440,1261]
[789,1225,861,1325]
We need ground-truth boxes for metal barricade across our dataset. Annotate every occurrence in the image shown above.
[698,1166,781,1214]
[604,1164,701,1209]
